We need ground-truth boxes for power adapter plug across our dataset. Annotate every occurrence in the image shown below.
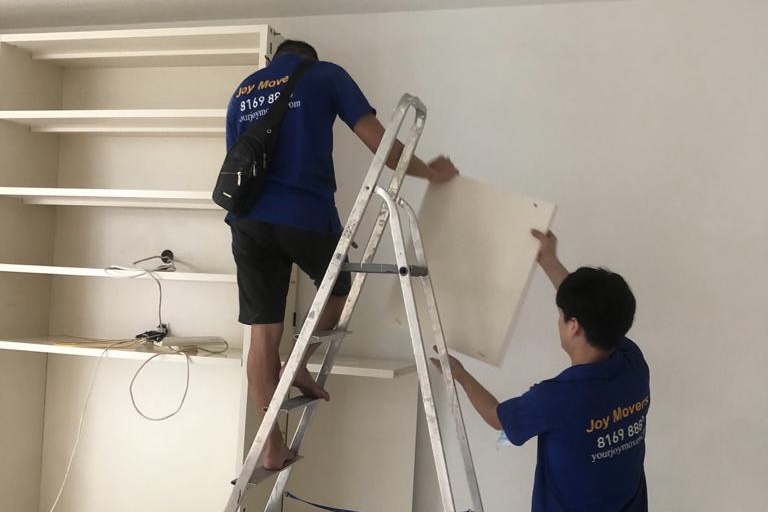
[135,323,169,343]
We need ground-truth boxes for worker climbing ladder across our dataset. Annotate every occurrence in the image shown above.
[224,94,484,512]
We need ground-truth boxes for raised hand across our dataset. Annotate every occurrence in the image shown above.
[427,155,459,183]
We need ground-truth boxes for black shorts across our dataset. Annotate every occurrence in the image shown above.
[230,218,352,325]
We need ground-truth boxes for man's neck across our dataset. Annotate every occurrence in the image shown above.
[568,342,614,366]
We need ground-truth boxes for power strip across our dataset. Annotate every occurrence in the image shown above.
[156,336,227,348]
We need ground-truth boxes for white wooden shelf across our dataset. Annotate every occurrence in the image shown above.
[0,109,224,135]
[0,263,235,283]
[0,338,415,378]
[0,187,217,209]
[0,25,275,67]
[285,353,416,379]
[0,337,242,367]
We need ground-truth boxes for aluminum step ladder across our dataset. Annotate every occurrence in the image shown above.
[224,94,484,512]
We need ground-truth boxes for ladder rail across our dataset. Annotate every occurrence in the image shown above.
[260,94,427,511]
[399,197,485,512]
[336,94,426,329]
[377,186,457,512]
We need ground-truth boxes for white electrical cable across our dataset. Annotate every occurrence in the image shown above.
[129,348,191,421]
[104,265,164,327]
[196,339,230,355]
[46,339,134,512]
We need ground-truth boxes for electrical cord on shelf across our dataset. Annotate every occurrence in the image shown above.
[46,252,229,510]
[195,338,230,354]
[104,265,166,339]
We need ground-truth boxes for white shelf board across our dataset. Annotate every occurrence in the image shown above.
[0,109,224,135]
[0,25,269,67]
[0,263,235,283]
[0,338,414,378]
[0,337,242,367]
[284,353,416,379]
[0,187,218,209]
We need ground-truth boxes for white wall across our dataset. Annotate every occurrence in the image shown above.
[38,355,242,512]
[260,1,768,510]
[0,352,46,512]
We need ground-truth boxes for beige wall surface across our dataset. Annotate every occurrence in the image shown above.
[0,351,46,512]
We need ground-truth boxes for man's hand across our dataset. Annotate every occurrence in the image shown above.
[426,156,459,183]
[352,114,460,182]
[430,346,467,380]
[531,229,558,264]
[430,346,502,430]
[531,229,569,289]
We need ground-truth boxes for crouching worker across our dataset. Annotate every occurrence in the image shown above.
[433,230,649,512]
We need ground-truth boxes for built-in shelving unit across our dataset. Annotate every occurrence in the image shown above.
[0,187,216,209]
[0,23,291,512]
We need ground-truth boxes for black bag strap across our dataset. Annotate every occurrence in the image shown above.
[245,58,314,134]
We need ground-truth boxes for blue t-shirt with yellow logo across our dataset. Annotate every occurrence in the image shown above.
[497,338,650,512]
[225,54,375,233]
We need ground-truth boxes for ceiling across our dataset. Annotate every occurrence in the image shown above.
[0,0,586,30]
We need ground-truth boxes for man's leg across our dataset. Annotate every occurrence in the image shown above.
[287,294,347,400]
[231,218,295,470]
[247,322,294,470]
[277,224,354,402]
[317,294,346,331]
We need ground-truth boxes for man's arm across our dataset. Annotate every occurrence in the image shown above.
[531,229,569,289]
[352,113,458,183]
[431,353,501,430]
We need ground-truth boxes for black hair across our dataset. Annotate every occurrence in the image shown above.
[274,40,318,61]
[556,267,636,351]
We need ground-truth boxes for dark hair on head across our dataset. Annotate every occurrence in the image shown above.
[275,40,318,61]
[556,267,636,351]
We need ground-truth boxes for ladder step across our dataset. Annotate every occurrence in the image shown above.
[293,329,351,342]
[231,456,303,487]
[342,262,428,277]
[263,395,320,413]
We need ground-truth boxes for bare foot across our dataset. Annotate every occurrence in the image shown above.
[262,443,295,471]
[280,365,330,401]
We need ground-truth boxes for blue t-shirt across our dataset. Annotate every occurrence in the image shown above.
[225,54,375,233]
[497,338,650,512]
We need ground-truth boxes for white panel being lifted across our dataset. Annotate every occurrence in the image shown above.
[397,176,556,367]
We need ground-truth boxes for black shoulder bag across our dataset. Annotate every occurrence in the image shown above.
[213,59,313,216]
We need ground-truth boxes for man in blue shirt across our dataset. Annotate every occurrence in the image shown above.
[435,230,649,511]
[227,40,459,470]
